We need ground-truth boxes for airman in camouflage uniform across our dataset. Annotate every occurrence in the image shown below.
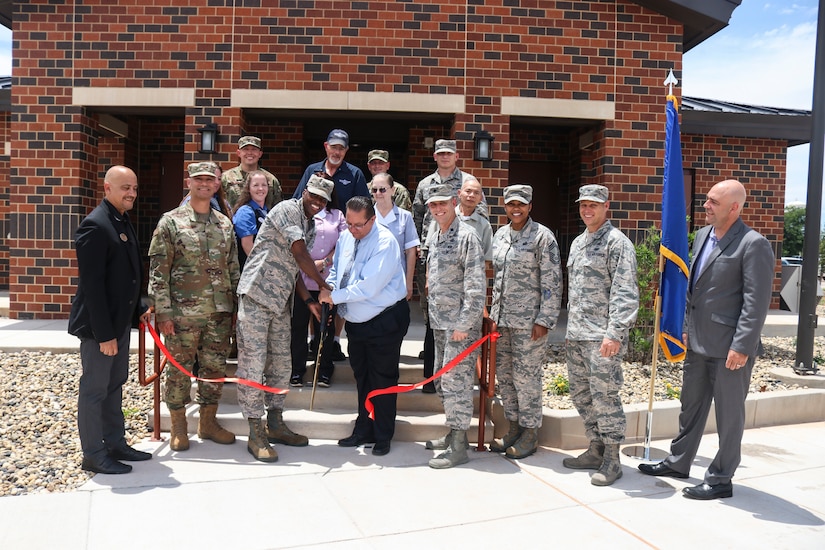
[490,185,562,459]
[148,161,240,452]
[564,184,639,486]
[222,135,282,211]
[365,149,413,210]
[423,184,485,469]
[412,139,485,392]
[234,174,334,462]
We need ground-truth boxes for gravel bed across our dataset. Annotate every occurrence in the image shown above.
[540,336,822,410]
[0,351,153,498]
[1,334,822,498]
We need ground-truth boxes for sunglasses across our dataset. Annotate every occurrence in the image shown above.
[371,187,389,194]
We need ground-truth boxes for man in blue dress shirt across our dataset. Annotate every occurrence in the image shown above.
[319,196,409,456]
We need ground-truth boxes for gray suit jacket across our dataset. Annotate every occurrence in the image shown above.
[685,218,774,359]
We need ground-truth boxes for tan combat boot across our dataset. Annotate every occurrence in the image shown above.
[505,427,538,459]
[591,443,623,486]
[428,429,469,469]
[247,418,278,463]
[490,421,523,453]
[169,407,190,451]
[562,440,605,469]
[197,404,236,444]
[266,409,308,447]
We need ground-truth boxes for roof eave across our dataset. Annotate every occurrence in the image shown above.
[633,0,742,52]
[682,110,812,147]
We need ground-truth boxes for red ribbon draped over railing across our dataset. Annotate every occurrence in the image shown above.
[142,322,289,395]
[365,331,500,420]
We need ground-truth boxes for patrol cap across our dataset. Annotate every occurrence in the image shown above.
[425,183,455,204]
[187,161,220,178]
[504,184,533,204]
[368,149,389,162]
[238,136,262,149]
[576,184,609,203]
[306,174,334,202]
[434,139,457,154]
[326,129,349,148]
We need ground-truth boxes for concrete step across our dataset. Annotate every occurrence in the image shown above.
[221,382,446,412]
[224,359,428,386]
[150,401,494,444]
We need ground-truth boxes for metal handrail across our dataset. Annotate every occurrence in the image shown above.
[138,321,164,442]
[475,317,497,451]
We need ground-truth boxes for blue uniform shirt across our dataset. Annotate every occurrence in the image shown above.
[327,222,406,323]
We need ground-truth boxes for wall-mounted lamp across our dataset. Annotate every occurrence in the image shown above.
[198,123,219,154]
[473,130,494,161]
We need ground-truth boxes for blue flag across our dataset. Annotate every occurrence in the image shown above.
[659,97,689,362]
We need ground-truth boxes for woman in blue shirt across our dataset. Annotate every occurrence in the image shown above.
[232,170,270,271]
[372,173,419,300]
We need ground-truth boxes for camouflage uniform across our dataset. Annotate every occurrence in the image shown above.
[491,218,562,428]
[427,217,485,431]
[413,167,482,322]
[222,165,282,212]
[566,219,639,444]
[148,203,240,409]
[235,198,315,418]
[456,207,493,261]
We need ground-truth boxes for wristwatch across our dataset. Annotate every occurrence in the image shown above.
[304,297,316,306]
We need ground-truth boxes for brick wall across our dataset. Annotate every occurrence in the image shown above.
[0,111,9,288]
[683,134,786,305]
[3,0,788,316]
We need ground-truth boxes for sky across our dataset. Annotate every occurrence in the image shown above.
[0,1,818,211]
[682,1,819,215]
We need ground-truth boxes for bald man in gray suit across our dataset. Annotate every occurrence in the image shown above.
[638,179,774,500]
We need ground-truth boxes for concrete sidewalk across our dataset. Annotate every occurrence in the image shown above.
[1,422,823,549]
[1,304,824,548]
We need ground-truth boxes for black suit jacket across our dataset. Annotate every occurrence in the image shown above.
[68,199,148,342]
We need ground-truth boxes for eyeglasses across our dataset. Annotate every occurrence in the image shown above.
[371,187,388,194]
[346,216,374,230]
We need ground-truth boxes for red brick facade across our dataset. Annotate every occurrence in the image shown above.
[0,1,785,318]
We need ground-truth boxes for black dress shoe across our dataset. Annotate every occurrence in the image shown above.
[81,455,132,475]
[108,444,152,462]
[638,461,688,479]
[683,482,733,500]
[337,433,376,447]
[372,441,391,456]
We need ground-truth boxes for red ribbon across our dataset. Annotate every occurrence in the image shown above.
[365,331,499,420]
[142,322,289,395]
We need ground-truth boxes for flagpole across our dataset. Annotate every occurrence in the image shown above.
[624,253,669,461]
[624,68,686,461]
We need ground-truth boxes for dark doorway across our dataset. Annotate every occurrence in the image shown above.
[508,161,563,234]
[160,152,185,214]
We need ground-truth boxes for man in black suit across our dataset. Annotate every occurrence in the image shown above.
[69,165,152,474]
[638,179,774,499]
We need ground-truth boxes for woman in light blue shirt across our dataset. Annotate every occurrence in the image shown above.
[371,173,419,300]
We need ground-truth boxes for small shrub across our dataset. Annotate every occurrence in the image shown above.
[548,374,569,396]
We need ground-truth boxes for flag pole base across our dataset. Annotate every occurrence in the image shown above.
[622,445,669,461]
